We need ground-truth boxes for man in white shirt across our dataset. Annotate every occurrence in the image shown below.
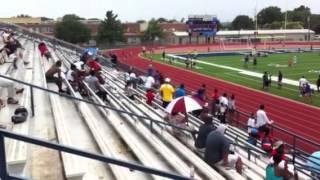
[144,75,155,90]
[219,93,228,107]
[256,104,273,134]
[299,76,307,96]
[299,76,307,87]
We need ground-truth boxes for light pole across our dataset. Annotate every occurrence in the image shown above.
[308,16,311,42]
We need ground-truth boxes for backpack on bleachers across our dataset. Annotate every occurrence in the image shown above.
[11,106,28,124]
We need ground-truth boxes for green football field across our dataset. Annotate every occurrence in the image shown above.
[148,51,320,107]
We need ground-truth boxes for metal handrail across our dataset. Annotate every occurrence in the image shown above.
[0,74,195,134]
[0,129,190,180]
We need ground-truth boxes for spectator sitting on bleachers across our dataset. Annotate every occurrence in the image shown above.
[204,124,243,174]
[266,153,297,180]
[247,113,258,145]
[85,70,108,103]
[66,64,80,91]
[271,141,287,162]
[194,116,216,153]
[45,60,65,93]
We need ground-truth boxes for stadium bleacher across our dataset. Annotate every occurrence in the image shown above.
[0,23,319,180]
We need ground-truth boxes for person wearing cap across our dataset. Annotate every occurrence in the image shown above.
[204,124,243,174]
[159,78,174,108]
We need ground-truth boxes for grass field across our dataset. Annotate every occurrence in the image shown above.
[148,52,320,107]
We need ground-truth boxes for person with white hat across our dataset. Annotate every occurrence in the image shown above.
[159,78,174,108]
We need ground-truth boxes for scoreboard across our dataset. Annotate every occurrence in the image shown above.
[186,15,218,36]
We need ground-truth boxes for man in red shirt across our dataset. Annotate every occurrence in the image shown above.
[145,89,155,106]
[87,57,101,72]
[211,89,219,115]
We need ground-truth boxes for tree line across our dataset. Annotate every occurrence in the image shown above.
[53,5,320,44]
[230,5,320,33]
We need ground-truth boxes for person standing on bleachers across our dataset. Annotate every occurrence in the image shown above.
[256,104,273,136]
[175,84,185,98]
[144,75,155,90]
[159,78,174,108]
[45,60,65,93]
[204,124,243,174]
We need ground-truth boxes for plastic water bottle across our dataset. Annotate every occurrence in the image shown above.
[190,165,195,179]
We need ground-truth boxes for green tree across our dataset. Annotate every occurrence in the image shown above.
[257,6,282,26]
[143,19,164,41]
[231,15,254,30]
[62,14,82,21]
[292,5,311,28]
[54,14,91,44]
[311,14,320,34]
[263,21,303,29]
[97,11,124,44]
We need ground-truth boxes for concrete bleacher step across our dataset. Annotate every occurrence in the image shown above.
[3,45,33,176]
[101,69,266,180]
[78,85,169,180]
[48,84,85,180]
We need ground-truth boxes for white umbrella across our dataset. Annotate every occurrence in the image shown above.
[165,96,202,114]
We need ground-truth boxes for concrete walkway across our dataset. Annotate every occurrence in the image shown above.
[168,54,318,89]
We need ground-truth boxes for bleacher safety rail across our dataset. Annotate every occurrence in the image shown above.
[231,110,320,154]
[0,128,190,180]
[114,59,320,154]
[0,70,267,179]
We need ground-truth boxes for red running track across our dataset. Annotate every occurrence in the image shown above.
[110,44,320,152]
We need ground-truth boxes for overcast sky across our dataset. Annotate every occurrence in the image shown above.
[0,0,319,22]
